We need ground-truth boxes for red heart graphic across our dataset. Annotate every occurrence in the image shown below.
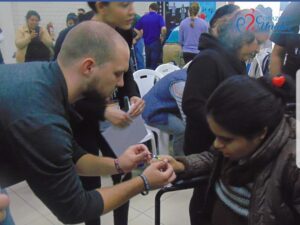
[272,76,286,87]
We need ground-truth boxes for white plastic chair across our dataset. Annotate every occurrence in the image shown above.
[145,125,169,155]
[139,126,158,156]
[155,63,180,79]
[133,69,161,97]
[183,60,192,69]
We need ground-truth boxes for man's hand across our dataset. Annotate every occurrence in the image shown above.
[104,106,132,128]
[0,193,9,222]
[118,144,151,173]
[129,96,145,118]
[142,160,176,189]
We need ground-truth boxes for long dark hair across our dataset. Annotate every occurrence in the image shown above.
[206,75,295,139]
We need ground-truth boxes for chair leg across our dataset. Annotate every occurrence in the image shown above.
[151,134,158,156]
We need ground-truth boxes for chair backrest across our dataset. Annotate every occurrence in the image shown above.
[155,63,180,79]
[182,60,192,69]
[133,69,161,97]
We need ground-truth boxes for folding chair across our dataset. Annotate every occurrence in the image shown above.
[155,63,180,79]
[154,175,209,225]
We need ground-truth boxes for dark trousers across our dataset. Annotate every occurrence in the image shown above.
[0,49,4,64]
[145,40,162,70]
[189,184,208,225]
[75,124,131,225]
[183,52,197,64]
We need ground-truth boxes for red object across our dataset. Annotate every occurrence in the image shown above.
[199,13,206,20]
[272,76,286,88]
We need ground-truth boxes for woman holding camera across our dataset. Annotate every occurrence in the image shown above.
[15,10,53,63]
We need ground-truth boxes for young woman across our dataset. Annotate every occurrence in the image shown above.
[15,10,53,63]
[166,75,299,225]
[179,2,208,63]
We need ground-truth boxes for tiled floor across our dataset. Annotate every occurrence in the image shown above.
[6,176,192,225]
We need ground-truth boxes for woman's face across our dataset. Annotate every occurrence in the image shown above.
[27,15,39,30]
[207,116,266,161]
[67,19,75,27]
[96,2,135,30]
[237,33,268,61]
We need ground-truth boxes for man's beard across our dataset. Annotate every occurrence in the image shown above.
[82,89,106,103]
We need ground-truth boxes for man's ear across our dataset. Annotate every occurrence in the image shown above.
[80,58,96,79]
[95,2,109,15]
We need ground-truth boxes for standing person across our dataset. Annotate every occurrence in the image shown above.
[78,8,86,16]
[179,2,208,64]
[182,8,267,225]
[54,2,145,225]
[132,13,145,70]
[164,75,299,225]
[15,10,53,63]
[269,2,300,79]
[0,21,176,224]
[135,3,167,70]
[0,27,4,64]
[66,13,78,28]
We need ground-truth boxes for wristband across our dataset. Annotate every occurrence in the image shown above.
[114,158,124,174]
[139,174,151,195]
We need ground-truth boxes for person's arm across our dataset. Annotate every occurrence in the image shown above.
[179,22,184,46]
[0,193,9,222]
[7,115,103,224]
[75,144,151,176]
[0,28,4,43]
[182,54,219,124]
[133,28,142,45]
[98,160,176,214]
[40,27,53,48]
[284,154,300,219]
[15,27,31,49]
[170,81,186,124]
[161,149,216,177]
[159,15,167,43]
[269,44,286,76]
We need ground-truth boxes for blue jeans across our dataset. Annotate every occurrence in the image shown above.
[150,114,185,156]
[134,38,145,70]
[145,40,162,70]
[0,189,15,225]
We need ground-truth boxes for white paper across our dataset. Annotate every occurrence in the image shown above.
[102,116,148,157]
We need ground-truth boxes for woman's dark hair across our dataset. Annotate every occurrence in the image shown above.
[87,2,109,12]
[206,75,295,139]
[209,4,240,28]
[189,2,200,28]
[217,9,267,54]
[26,10,40,21]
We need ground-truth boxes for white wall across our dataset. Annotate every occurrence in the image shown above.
[0,2,150,63]
[0,2,90,63]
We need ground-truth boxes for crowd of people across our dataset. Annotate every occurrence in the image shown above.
[0,2,299,225]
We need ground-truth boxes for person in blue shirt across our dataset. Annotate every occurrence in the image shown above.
[179,2,208,64]
[135,3,167,70]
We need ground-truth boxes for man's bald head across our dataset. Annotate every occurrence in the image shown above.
[58,21,128,66]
